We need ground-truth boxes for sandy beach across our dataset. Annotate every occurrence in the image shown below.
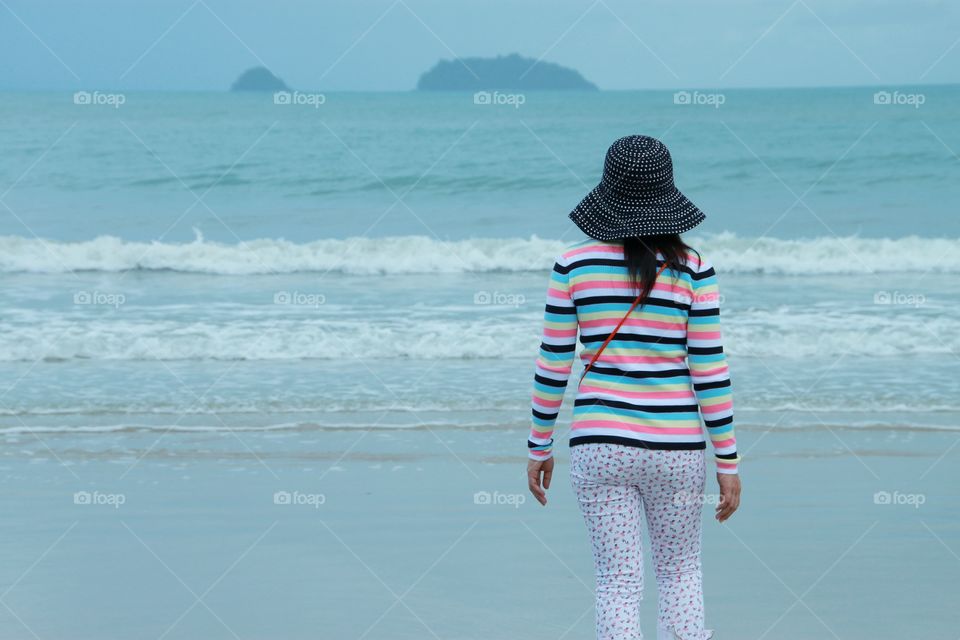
[2,419,957,639]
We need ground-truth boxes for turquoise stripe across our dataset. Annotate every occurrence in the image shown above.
[706,423,734,436]
[581,373,692,386]
[600,339,684,353]
[690,353,725,364]
[533,383,563,397]
[573,405,701,420]
[695,386,730,399]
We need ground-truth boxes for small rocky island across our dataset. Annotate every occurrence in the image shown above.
[417,53,597,91]
[231,67,290,92]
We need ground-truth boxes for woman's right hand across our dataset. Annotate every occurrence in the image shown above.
[715,473,741,522]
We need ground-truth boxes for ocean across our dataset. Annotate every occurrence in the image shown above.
[2,88,959,638]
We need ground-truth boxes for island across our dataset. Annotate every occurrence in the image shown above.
[417,53,597,91]
[230,67,290,92]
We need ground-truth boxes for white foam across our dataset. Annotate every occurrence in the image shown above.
[0,307,957,361]
[1,232,959,275]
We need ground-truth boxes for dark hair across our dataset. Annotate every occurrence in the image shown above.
[622,234,696,302]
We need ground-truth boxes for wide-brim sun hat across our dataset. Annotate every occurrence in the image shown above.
[569,135,705,240]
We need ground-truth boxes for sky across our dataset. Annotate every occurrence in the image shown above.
[1,0,958,91]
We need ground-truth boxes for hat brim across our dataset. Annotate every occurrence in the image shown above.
[568,183,706,240]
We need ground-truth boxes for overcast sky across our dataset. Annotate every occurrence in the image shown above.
[2,0,958,91]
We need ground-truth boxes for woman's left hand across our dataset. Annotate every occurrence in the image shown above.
[527,457,555,506]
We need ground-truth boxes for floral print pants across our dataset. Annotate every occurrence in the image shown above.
[570,443,713,640]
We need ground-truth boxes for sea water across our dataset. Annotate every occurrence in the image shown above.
[1,88,958,638]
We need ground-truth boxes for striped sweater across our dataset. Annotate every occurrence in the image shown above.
[528,240,740,474]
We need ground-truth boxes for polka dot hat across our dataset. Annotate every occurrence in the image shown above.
[569,135,705,240]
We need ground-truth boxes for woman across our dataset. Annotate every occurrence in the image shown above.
[526,135,741,640]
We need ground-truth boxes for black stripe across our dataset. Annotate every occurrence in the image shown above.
[566,257,699,279]
[585,365,691,380]
[531,408,556,421]
[528,438,554,449]
[574,398,699,413]
[688,307,719,317]
[569,435,706,450]
[580,332,686,346]
[715,451,739,460]
[539,342,575,354]
[574,295,690,311]
[544,304,576,315]
[704,415,733,428]
[691,266,715,281]
[693,379,731,392]
[554,261,571,275]
[534,373,568,388]
[688,345,724,355]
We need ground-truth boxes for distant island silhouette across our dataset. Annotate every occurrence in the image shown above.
[417,53,598,91]
[231,67,290,92]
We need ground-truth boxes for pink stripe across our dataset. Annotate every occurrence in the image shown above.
[691,365,728,378]
[580,317,683,331]
[565,244,623,258]
[711,437,736,449]
[537,362,572,374]
[701,401,733,414]
[579,386,695,400]
[533,397,563,409]
[572,420,703,436]
[546,286,569,298]
[542,327,576,338]
[687,330,721,340]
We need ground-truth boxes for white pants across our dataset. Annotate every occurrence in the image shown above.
[570,443,713,640]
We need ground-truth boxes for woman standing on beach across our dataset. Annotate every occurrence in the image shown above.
[526,135,741,640]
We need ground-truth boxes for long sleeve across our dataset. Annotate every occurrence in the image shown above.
[528,255,578,460]
[687,257,740,474]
